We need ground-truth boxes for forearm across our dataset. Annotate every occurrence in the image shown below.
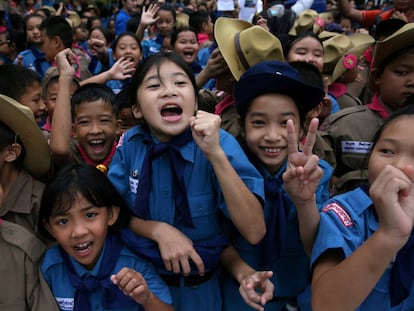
[50,75,74,163]
[80,70,112,86]
[337,0,363,24]
[293,195,320,256]
[195,68,212,90]
[221,245,256,283]
[312,230,400,311]
[209,150,265,244]
[136,23,147,41]
[142,292,174,311]
[130,216,171,242]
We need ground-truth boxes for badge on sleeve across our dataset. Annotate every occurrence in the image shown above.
[322,202,353,227]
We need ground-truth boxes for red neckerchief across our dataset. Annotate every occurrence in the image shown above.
[328,82,347,99]
[77,142,117,173]
[214,95,236,115]
[367,93,389,119]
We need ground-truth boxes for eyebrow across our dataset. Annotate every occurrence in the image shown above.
[144,72,188,82]
[249,111,297,118]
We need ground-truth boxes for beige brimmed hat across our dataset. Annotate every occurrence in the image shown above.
[288,9,318,36]
[331,41,374,82]
[0,94,51,177]
[176,12,189,28]
[372,22,414,69]
[66,11,81,28]
[215,17,284,81]
[323,34,353,73]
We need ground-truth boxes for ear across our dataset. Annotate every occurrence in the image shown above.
[107,205,120,227]
[201,21,208,32]
[238,115,246,139]
[308,102,323,118]
[4,143,22,163]
[132,104,143,119]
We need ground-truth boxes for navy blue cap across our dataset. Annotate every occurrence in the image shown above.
[235,60,325,118]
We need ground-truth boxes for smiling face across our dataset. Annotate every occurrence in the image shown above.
[20,81,47,125]
[242,93,301,175]
[287,36,324,73]
[133,60,197,142]
[44,192,119,270]
[73,99,117,163]
[113,34,142,67]
[368,115,414,187]
[173,30,199,64]
[26,16,43,45]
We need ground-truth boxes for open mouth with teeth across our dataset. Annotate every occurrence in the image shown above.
[89,139,106,153]
[74,242,93,256]
[161,104,183,121]
[261,147,285,155]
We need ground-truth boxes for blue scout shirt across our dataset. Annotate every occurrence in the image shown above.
[41,243,172,311]
[311,187,414,310]
[15,47,50,80]
[108,125,264,311]
[221,159,333,311]
[141,34,164,59]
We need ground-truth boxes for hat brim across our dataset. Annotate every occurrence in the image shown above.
[235,73,325,117]
[0,95,50,177]
[372,23,414,69]
[332,42,374,82]
[215,17,253,80]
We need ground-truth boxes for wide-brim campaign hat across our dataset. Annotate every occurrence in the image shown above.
[215,17,284,81]
[0,94,51,177]
[235,60,325,118]
[289,9,318,36]
[323,34,353,73]
[372,22,414,69]
[331,41,374,82]
[66,11,81,28]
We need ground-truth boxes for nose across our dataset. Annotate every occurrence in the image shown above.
[89,120,103,134]
[160,83,177,98]
[264,124,283,142]
[39,97,47,111]
[70,221,89,239]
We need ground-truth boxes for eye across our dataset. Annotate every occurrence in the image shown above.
[379,148,394,155]
[86,212,97,219]
[175,80,187,86]
[147,83,160,89]
[56,218,68,225]
[251,119,265,126]
[280,119,289,126]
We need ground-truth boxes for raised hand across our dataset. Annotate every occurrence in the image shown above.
[283,118,323,204]
[140,4,160,27]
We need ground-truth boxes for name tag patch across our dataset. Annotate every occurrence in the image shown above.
[56,297,74,311]
[322,202,353,227]
[341,141,373,154]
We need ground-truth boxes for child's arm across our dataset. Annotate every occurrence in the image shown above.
[79,57,135,86]
[190,110,266,245]
[312,164,414,311]
[135,4,159,41]
[111,267,174,311]
[195,48,227,90]
[49,48,76,167]
[221,245,274,311]
[130,217,206,276]
[283,118,323,256]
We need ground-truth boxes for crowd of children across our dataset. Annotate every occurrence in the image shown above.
[1,0,414,310]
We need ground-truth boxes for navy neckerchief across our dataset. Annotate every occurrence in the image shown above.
[261,173,291,268]
[134,127,195,228]
[30,45,46,78]
[359,185,414,307]
[60,233,136,311]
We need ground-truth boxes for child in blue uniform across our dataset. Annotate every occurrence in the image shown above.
[107,51,266,311]
[309,100,414,310]
[38,163,173,311]
[220,60,332,311]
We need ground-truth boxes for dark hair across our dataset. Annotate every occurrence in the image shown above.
[41,74,80,100]
[157,4,177,23]
[370,96,414,153]
[0,64,41,102]
[114,85,133,113]
[130,51,197,108]
[0,121,26,170]
[3,28,26,53]
[189,10,210,32]
[86,16,101,31]
[39,16,73,48]
[170,26,198,47]
[71,83,116,118]
[373,19,406,41]
[90,25,114,45]
[38,163,131,239]
[283,31,323,58]
[112,31,142,52]
[23,13,46,43]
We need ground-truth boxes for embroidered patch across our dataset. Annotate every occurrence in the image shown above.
[322,202,353,227]
[56,297,74,311]
[341,141,373,153]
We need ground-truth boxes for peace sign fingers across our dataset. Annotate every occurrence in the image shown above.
[286,119,300,158]
[302,118,319,156]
